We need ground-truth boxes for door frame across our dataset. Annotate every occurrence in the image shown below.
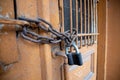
[97,0,108,80]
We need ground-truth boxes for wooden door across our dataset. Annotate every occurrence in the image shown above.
[38,0,98,80]
[0,0,98,80]
[46,0,98,80]
[57,0,98,80]
[0,0,42,80]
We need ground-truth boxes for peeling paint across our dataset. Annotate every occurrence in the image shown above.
[0,7,2,12]
[0,12,10,18]
[5,13,10,18]
[0,13,10,19]
[0,15,3,18]
[0,24,4,30]
[4,32,8,35]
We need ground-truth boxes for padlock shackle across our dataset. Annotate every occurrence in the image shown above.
[65,42,79,54]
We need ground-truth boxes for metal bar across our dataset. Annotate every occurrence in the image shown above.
[96,0,98,42]
[80,0,83,48]
[93,0,95,44]
[91,0,93,45]
[76,0,78,46]
[95,0,97,42]
[70,0,73,51]
[88,0,90,45]
[0,17,29,26]
[78,33,99,36]
[70,0,72,33]
[84,0,87,46]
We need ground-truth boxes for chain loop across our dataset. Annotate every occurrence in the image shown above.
[19,17,77,46]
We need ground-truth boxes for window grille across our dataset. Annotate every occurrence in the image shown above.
[60,0,98,48]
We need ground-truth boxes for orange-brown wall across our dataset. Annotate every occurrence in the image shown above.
[106,0,120,80]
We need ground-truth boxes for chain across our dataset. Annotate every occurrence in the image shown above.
[0,17,77,72]
[21,26,62,44]
[18,17,77,46]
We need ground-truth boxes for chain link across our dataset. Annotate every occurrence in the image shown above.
[18,17,77,46]
[0,17,77,71]
[0,17,78,71]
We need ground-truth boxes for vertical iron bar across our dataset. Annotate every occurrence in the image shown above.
[61,0,64,32]
[93,0,95,44]
[80,0,83,48]
[70,0,73,33]
[88,0,90,45]
[76,0,78,46]
[96,0,98,42]
[94,0,97,43]
[84,0,87,46]
[91,0,93,45]
[70,0,72,51]
[13,0,17,19]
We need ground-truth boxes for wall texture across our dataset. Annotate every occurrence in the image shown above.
[106,0,120,80]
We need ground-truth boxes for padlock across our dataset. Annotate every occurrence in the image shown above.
[65,42,83,66]
[65,47,74,65]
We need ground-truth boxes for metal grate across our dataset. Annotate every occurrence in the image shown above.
[60,0,98,48]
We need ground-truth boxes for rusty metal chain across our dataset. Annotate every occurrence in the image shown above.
[0,17,77,72]
[18,17,77,46]
[21,26,62,44]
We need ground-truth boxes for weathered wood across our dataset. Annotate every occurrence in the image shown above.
[97,0,107,80]
[0,0,98,80]
[49,0,64,80]
[15,0,42,80]
[60,0,64,32]
[0,0,42,80]
[106,0,120,79]
[37,0,53,80]
[0,17,29,25]
[0,0,18,68]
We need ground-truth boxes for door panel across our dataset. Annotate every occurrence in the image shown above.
[50,0,64,80]
[0,0,98,80]
[0,0,42,80]
[37,0,53,80]
[48,0,98,79]
[0,0,18,66]
[16,0,42,80]
[58,0,98,80]
[69,45,97,80]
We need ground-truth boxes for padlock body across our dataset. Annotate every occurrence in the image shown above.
[72,53,83,66]
[67,54,74,65]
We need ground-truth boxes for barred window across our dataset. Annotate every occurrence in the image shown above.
[60,0,98,48]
